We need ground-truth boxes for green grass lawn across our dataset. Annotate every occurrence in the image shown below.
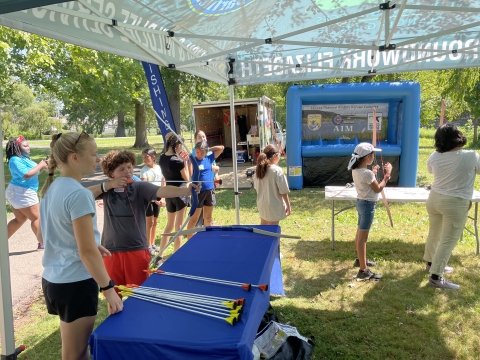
[6,130,480,359]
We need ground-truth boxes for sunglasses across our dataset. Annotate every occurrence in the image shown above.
[74,130,89,147]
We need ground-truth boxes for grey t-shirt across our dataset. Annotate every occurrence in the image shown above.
[352,168,379,202]
[99,181,159,252]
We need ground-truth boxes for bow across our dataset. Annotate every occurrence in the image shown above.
[439,99,445,127]
[372,106,393,227]
[152,109,200,258]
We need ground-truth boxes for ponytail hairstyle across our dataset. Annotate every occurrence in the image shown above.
[348,154,370,171]
[5,136,25,163]
[142,147,157,161]
[39,131,93,198]
[255,144,280,180]
[164,132,185,154]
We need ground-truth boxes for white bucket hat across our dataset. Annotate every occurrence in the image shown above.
[347,142,381,170]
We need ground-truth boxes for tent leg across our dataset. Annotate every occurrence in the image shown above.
[229,85,240,225]
[0,128,20,358]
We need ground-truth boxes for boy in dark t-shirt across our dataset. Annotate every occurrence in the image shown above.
[88,150,197,290]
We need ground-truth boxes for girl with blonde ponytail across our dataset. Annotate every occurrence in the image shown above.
[37,132,123,360]
[254,144,291,225]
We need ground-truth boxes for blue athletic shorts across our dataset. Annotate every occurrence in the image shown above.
[356,199,377,231]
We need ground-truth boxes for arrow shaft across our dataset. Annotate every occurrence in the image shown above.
[128,293,228,321]
[132,285,237,303]
[131,291,235,315]
[131,289,233,309]
[160,271,247,287]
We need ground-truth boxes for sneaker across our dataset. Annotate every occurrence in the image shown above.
[428,277,459,290]
[37,243,45,250]
[425,264,454,274]
[356,268,382,281]
[353,258,376,267]
[148,246,156,256]
[152,244,160,251]
[154,256,163,268]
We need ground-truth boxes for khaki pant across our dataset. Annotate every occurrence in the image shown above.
[423,190,471,276]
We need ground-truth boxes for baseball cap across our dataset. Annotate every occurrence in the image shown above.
[353,142,381,157]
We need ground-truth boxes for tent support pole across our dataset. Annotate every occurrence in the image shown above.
[229,85,240,225]
[0,127,17,358]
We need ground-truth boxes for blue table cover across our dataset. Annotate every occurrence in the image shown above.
[89,225,281,360]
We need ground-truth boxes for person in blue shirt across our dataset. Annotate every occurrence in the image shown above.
[187,141,224,236]
[5,135,48,249]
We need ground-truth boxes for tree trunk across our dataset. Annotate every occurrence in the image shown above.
[167,82,181,134]
[116,111,126,137]
[474,117,478,147]
[361,74,376,82]
[133,102,148,148]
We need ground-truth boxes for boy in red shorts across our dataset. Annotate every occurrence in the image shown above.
[89,150,197,290]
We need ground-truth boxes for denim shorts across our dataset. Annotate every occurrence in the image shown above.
[356,199,377,231]
[6,184,39,209]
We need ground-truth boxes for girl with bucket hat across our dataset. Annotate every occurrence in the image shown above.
[348,142,392,281]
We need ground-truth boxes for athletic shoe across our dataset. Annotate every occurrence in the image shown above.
[154,256,163,268]
[425,264,454,274]
[37,243,45,250]
[353,258,376,267]
[148,246,156,256]
[428,277,459,290]
[356,268,382,281]
[152,244,160,251]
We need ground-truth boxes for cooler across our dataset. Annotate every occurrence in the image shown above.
[236,150,247,163]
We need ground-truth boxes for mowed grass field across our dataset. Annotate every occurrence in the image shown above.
[4,129,480,359]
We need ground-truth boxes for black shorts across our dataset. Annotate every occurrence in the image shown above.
[198,189,216,207]
[146,201,160,217]
[166,196,190,213]
[42,277,98,323]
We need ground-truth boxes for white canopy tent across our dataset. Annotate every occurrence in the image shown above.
[2,0,480,357]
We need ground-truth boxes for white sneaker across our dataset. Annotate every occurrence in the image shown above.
[428,277,459,290]
[426,264,454,274]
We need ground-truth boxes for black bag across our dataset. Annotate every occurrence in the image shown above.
[255,305,314,360]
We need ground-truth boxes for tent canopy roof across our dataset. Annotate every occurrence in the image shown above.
[1,0,480,85]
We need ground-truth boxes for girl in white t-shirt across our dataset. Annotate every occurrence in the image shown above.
[140,147,166,255]
[347,142,392,281]
[254,144,291,225]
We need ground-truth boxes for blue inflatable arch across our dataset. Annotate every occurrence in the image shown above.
[286,82,421,189]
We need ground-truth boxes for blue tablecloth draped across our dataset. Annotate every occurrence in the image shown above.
[89,225,281,360]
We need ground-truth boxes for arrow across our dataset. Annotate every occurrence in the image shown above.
[118,287,242,315]
[146,269,268,291]
[122,284,245,306]
[120,291,239,325]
